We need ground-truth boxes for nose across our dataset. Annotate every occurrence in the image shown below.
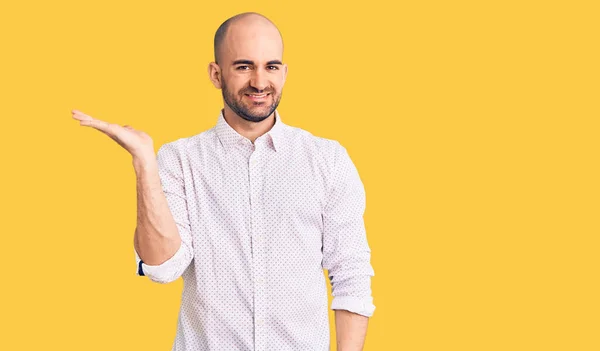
[250,67,269,92]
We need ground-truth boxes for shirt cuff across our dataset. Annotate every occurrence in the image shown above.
[134,243,187,283]
[331,295,376,317]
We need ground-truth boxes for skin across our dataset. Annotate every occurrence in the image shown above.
[335,309,369,351]
[72,12,369,350]
[207,14,288,143]
[208,15,371,350]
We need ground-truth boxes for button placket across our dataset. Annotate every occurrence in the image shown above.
[249,147,267,351]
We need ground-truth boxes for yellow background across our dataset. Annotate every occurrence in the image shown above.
[1,0,598,350]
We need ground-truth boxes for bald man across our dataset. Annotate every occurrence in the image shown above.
[73,12,375,351]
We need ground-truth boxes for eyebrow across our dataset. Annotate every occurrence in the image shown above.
[232,59,283,65]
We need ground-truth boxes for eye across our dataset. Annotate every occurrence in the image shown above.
[236,65,250,70]
[267,66,279,70]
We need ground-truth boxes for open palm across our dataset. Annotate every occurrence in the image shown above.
[72,109,154,159]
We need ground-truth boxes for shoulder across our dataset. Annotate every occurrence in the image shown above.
[282,125,362,184]
[282,124,343,162]
[157,128,217,157]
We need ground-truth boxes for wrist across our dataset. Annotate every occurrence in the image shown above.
[132,153,157,172]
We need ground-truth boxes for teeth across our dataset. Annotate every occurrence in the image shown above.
[248,93,268,97]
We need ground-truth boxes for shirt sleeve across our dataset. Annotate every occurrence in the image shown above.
[322,141,376,317]
[134,142,194,284]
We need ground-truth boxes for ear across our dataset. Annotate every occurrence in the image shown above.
[208,62,222,89]
[282,63,288,86]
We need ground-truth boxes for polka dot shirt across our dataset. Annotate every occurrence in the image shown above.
[134,109,375,351]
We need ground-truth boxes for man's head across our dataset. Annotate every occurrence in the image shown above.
[208,12,287,123]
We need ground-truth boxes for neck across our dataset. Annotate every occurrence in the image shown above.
[222,106,276,144]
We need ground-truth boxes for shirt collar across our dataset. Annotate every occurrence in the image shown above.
[215,109,285,152]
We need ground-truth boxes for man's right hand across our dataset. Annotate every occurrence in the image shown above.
[71,109,155,162]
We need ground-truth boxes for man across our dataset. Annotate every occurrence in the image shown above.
[72,12,375,351]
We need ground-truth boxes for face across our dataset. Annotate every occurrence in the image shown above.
[209,19,287,123]
[220,64,282,123]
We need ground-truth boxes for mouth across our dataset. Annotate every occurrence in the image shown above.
[245,93,271,101]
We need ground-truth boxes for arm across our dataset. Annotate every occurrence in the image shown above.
[70,110,193,284]
[335,309,369,351]
[133,142,194,284]
[322,141,376,350]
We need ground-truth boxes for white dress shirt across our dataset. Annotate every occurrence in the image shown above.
[134,109,375,351]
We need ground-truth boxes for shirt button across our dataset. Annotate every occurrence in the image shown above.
[257,277,264,284]
[257,318,264,325]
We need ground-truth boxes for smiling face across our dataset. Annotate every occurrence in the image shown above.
[209,15,288,123]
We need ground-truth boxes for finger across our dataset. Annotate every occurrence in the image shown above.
[71,110,95,121]
[80,118,111,133]
[72,110,119,132]
[73,111,131,142]
[73,111,123,136]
